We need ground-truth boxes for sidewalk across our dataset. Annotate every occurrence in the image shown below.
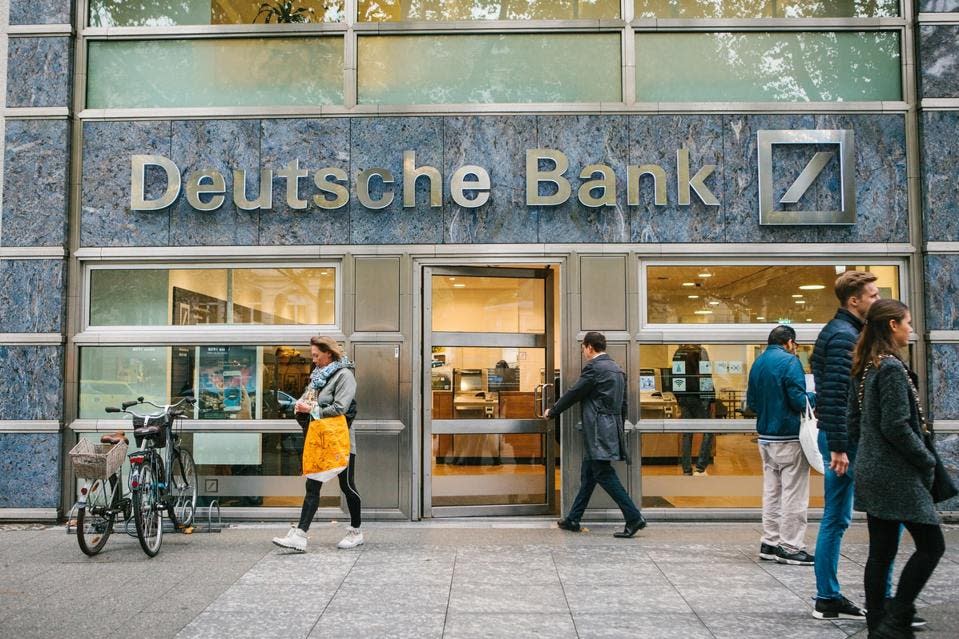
[1,521,957,639]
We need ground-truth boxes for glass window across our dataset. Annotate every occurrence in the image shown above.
[646,264,899,325]
[89,0,345,26]
[432,433,548,506]
[78,344,316,420]
[635,32,901,102]
[431,275,545,333]
[89,267,335,327]
[639,343,813,422]
[640,432,825,508]
[634,0,899,18]
[358,0,619,21]
[358,34,621,105]
[431,347,547,420]
[86,37,343,109]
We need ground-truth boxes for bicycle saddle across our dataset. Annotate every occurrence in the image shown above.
[100,431,129,445]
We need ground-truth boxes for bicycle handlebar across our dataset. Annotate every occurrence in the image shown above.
[105,396,195,419]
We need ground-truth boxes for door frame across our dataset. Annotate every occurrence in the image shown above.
[414,259,564,519]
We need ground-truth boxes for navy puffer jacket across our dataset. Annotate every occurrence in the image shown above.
[810,308,864,453]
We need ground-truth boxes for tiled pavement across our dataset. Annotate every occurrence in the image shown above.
[1,521,957,638]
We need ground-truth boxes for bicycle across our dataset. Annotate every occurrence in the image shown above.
[68,431,132,556]
[106,396,198,557]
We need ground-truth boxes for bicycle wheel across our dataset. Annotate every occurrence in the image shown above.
[133,462,163,557]
[76,477,115,556]
[171,448,198,528]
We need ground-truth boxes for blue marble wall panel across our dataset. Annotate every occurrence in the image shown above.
[536,115,630,244]
[0,346,62,421]
[929,344,959,421]
[350,117,444,244]
[0,260,64,333]
[9,0,72,24]
[259,119,350,246]
[922,111,959,242]
[934,433,959,513]
[80,121,172,247]
[722,115,819,243]
[169,120,260,246]
[2,119,69,247]
[5,37,71,108]
[920,1,959,11]
[444,116,538,244]
[925,255,959,330]
[0,434,60,509]
[920,25,959,99]
[814,114,908,244]
[628,115,723,243]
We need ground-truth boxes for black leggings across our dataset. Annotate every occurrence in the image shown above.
[298,453,361,531]
[865,515,945,615]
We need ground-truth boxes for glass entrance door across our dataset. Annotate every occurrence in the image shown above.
[424,266,556,517]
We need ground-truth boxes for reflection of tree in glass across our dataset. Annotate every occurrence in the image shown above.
[634,0,898,19]
[359,0,616,21]
[255,0,315,23]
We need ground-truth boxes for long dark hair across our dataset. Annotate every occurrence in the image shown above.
[851,299,909,377]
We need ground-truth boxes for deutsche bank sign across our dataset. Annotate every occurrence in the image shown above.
[757,129,856,226]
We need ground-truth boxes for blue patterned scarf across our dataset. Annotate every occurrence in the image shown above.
[309,356,354,391]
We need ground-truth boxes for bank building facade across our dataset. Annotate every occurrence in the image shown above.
[1,0,957,523]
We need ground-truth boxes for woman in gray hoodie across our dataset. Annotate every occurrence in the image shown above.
[847,300,945,638]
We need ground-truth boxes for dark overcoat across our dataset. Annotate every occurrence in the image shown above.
[550,353,628,462]
[847,356,940,526]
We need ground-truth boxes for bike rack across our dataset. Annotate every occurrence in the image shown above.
[157,499,222,534]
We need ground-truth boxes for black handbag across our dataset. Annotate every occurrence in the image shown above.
[924,432,958,504]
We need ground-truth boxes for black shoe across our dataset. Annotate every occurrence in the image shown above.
[759,543,779,561]
[557,518,581,532]
[813,596,866,620]
[613,517,647,538]
[776,548,814,565]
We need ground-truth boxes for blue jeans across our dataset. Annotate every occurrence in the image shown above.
[814,430,855,600]
[566,459,642,524]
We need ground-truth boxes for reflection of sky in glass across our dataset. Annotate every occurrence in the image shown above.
[88,1,344,26]
[636,32,901,102]
[634,0,899,18]
[359,34,621,105]
[359,0,618,21]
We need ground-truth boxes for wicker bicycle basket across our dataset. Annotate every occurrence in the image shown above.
[69,439,128,480]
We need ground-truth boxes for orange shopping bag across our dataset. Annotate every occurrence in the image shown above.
[302,415,350,482]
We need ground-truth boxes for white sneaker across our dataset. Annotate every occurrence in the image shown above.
[337,527,364,549]
[272,526,308,552]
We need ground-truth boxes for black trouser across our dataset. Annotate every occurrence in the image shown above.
[865,514,945,617]
[298,453,361,531]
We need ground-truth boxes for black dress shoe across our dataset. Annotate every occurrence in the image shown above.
[557,518,581,532]
[614,517,647,538]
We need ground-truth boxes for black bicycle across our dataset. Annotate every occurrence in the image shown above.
[69,431,132,556]
[106,397,198,557]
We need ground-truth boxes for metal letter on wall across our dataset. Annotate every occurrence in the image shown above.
[526,149,571,206]
[130,155,181,211]
[757,129,856,225]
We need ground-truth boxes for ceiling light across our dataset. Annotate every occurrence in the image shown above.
[453,283,466,288]
[835,266,846,274]
[697,269,713,278]
[688,295,699,299]
[694,309,713,315]
[806,319,813,322]
[756,316,766,321]
[792,294,804,298]
[682,282,696,287]
[799,284,826,291]
[448,277,456,281]
[795,300,805,304]
[708,301,720,306]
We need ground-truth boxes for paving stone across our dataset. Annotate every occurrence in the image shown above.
[206,583,336,613]
[563,582,691,614]
[573,612,714,639]
[448,582,569,614]
[309,612,445,639]
[443,612,577,639]
[176,610,318,639]
[326,582,451,614]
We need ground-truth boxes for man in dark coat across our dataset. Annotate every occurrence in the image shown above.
[546,331,646,538]
[810,271,879,621]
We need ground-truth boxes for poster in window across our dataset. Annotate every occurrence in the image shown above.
[198,346,257,419]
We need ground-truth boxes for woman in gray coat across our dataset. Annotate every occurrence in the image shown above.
[847,300,945,638]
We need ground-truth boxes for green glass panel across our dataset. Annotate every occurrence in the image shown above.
[358,0,619,21]
[79,346,169,418]
[358,34,621,105]
[634,0,899,18]
[89,0,344,26]
[635,32,901,102]
[90,269,169,326]
[87,37,343,108]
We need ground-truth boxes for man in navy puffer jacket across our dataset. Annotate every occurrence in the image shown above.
[810,271,879,621]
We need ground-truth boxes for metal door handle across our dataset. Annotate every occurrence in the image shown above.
[533,384,544,418]
[542,384,554,418]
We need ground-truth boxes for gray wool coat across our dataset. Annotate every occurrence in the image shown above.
[847,356,940,526]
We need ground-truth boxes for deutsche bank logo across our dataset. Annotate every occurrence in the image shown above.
[757,129,856,225]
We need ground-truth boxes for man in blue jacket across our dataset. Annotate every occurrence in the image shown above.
[747,325,816,565]
[810,271,879,620]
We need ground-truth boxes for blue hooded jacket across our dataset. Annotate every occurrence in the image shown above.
[747,344,816,442]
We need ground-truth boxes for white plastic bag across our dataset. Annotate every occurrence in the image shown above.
[799,397,825,474]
